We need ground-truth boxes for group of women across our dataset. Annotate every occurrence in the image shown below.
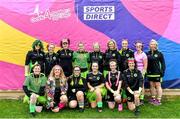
[23,38,165,116]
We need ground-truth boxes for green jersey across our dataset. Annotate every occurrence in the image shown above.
[24,73,47,93]
[73,51,90,69]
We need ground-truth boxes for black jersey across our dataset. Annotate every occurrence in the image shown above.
[57,49,73,77]
[86,72,105,87]
[104,49,121,71]
[90,51,104,72]
[25,50,46,73]
[122,69,143,91]
[146,50,166,77]
[68,75,87,93]
[119,48,134,71]
[45,52,58,76]
[106,71,122,90]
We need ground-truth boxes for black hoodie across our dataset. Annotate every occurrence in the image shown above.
[146,50,166,77]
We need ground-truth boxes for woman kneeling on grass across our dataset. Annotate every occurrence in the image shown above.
[67,66,87,112]
[105,60,123,111]
[86,62,107,112]
[23,64,47,116]
[122,58,143,116]
[46,65,68,112]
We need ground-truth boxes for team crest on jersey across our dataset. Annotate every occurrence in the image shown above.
[99,56,102,59]
[97,76,100,80]
[154,54,158,57]
[112,53,116,57]
[126,54,129,57]
[134,73,137,77]
[53,57,56,60]
[127,97,131,101]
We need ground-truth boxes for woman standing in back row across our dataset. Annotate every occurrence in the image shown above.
[25,40,46,76]
[104,39,121,77]
[90,42,104,73]
[134,41,147,105]
[73,42,90,78]
[57,38,73,77]
[146,39,165,106]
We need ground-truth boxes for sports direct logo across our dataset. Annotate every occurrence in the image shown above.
[83,6,115,20]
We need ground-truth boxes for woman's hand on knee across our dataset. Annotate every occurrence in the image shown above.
[134,91,140,98]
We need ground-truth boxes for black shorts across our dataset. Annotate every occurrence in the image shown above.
[106,91,115,102]
[54,88,62,105]
[68,92,77,101]
[68,91,85,101]
[148,77,162,82]
[126,90,134,102]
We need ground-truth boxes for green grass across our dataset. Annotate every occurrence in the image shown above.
[0,97,180,118]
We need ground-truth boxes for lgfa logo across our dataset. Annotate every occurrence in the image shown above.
[30,4,71,23]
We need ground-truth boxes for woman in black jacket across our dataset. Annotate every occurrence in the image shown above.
[57,38,73,77]
[104,39,121,77]
[146,39,166,106]
[90,42,104,73]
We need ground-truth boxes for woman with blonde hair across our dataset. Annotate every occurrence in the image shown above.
[104,39,121,77]
[46,65,68,112]
[146,39,165,106]
[90,42,104,73]
[45,43,58,77]
[105,60,123,111]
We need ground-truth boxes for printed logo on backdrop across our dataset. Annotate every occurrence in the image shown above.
[83,6,115,20]
[30,4,71,23]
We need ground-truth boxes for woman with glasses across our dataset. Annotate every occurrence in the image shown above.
[134,41,147,105]
[67,66,87,112]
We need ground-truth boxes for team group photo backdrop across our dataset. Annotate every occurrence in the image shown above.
[0,0,180,90]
